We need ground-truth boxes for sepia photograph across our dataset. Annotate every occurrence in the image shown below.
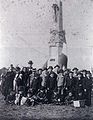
[0,0,93,119]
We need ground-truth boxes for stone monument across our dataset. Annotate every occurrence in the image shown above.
[48,0,67,68]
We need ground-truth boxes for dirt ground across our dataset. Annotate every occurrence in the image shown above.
[0,92,93,120]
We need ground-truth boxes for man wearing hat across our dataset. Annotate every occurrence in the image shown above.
[48,66,53,74]
[72,67,78,78]
[48,66,57,78]
[82,71,92,106]
[81,70,87,78]
[28,60,33,66]
[8,64,15,72]
[63,71,75,101]
[47,71,57,103]
[75,72,84,100]
[27,60,33,75]
[2,67,16,101]
[37,68,42,75]
[53,65,60,75]
[4,65,16,100]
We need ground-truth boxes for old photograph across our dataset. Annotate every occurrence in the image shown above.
[0,0,93,119]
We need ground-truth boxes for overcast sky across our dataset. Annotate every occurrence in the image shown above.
[0,0,93,69]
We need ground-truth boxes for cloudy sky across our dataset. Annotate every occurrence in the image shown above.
[0,0,93,69]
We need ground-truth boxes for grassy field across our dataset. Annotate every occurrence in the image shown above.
[0,92,93,120]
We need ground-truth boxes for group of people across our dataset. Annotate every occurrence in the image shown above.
[0,60,92,107]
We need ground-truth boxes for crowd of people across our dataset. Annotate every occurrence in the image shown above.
[0,60,92,107]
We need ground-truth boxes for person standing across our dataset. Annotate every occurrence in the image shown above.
[27,60,33,75]
[47,71,57,103]
[29,69,39,95]
[21,67,29,96]
[72,67,78,78]
[41,68,48,90]
[13,66,21,92]
[37,68,43,90]
[53,65,60,75]
[83,71,92,106]
[75,72,84,100]
[57,69,64,95]
[2,66,16,100]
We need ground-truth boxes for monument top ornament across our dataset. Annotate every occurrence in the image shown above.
[52,3,59,23]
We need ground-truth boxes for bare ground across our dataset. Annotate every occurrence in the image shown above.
[0,92,93,120]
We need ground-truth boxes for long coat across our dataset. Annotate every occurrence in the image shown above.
[82,77,92,106]
[64,76,76,93]
[47,72,57,91]
[1,71,15,98]
[75,78,84,100]
[29,74,39,94]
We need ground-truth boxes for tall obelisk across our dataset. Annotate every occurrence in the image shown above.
[48,0,67,68]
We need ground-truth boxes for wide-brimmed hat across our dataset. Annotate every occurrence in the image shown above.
[28,60,33,65]
[72,67,78,71]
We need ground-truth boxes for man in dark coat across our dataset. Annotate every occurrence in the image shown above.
[75,72,84,100]
[2,67,16,100]
[15,72,25,93]
[1,70,8,96]
[62,69,69,98]
[53,65,60,75]
[48,72,57,91]
[72,67,78,78]
[27,60,33,75]
[63,71,76,104]
[64,71,76,95]
[47,66,57,90]
[21,67,29,96]
[29,69,39,95]
[83,71,92,106]
[37,68,43,90]
[47,69,57,103]
[82,70,87,78]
